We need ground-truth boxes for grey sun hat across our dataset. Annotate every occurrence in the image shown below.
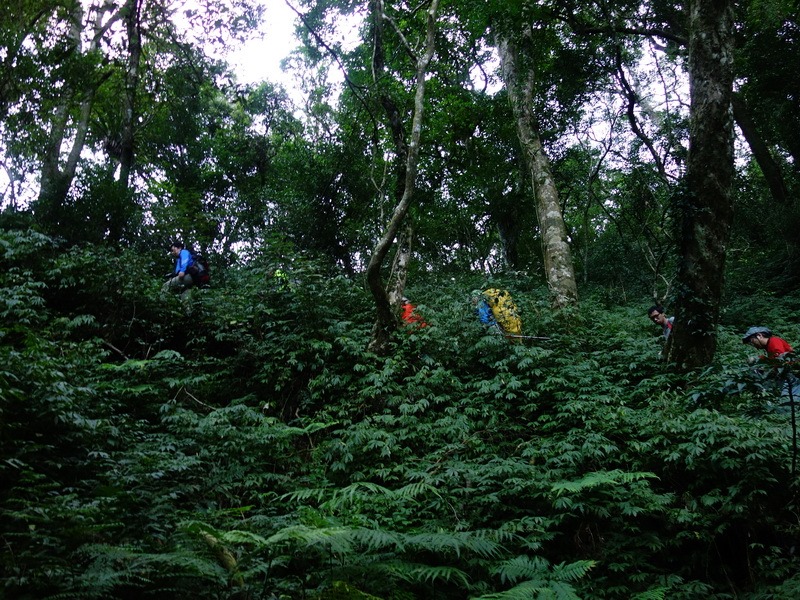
[742,326,771,343]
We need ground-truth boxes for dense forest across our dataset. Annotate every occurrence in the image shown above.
[3,0,800,598]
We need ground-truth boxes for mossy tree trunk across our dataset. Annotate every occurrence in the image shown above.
[497,29,578,309]
[666,0,735,368]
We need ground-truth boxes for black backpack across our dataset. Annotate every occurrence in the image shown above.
[188,250,211,287]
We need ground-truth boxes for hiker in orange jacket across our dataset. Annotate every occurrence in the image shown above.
[400,298,428,328]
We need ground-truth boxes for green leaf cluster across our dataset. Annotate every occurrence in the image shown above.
[3,229,800,599]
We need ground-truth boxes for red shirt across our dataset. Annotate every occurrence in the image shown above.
[765,336,793,359]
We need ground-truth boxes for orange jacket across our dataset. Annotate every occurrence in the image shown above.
[401,302,427,327]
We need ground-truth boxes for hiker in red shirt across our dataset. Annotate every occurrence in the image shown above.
[742,326,793,361]
[743,326,799,413]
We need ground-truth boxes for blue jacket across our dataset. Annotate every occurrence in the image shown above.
[174,249,194,274]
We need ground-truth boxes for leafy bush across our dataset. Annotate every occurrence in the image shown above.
[3,231,800,598]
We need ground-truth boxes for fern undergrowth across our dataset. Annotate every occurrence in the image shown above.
[3,230,800,599]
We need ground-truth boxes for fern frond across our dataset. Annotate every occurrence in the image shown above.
[549,579,582,600]
[331,481,395,503]
[219,529,270,547]
[265,524,354,555]
[403,531,462,555]
[403,529,504,558]
[492,555,550,583]
[284,481,399,509]
[46,591,106,600]
[472,580,547,599]
[473,577,583,600]
[375,560,470,587]
[631,587,667,600]
[129,551,228,581]
[70,546,229,595]
[551,470,657,495]
[491,556,594,591]
[451,530,504,558]
[351,527,405,552]
[282,487,331,504]
[394,480,440,500]
[550,560,596,582]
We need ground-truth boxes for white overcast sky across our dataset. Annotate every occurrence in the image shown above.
[226,0,300,87]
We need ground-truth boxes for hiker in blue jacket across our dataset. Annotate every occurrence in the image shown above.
[163,240,194,293]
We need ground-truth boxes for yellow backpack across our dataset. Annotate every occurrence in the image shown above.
[483,289,522,337]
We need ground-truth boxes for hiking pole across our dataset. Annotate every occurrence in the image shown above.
[487,327,551,341]
[788,371,797,479]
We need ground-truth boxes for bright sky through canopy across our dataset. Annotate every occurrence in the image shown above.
[227,0,299,87]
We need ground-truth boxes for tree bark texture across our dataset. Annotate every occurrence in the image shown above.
[387,225,413,309]
[667,0,735,368]
[497,32,578,309]
[366,0,439,354]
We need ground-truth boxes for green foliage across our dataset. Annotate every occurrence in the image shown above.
[473,556,595,599]
[3,231,800,598]
[4,0,800,596]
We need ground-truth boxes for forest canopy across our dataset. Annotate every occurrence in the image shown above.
[3,0,800,598]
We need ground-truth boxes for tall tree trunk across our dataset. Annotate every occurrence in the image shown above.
[387,225,413,308]
[37,79,99,230]
[101,0,142,242]
[496,210,521,270]
[497,31,578,309]
[117,0,142,190]
[732,93,788,205]
[493,183,524,270]
[666,0,735,368]
[35,0,119,230]
[365,0,439,354]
